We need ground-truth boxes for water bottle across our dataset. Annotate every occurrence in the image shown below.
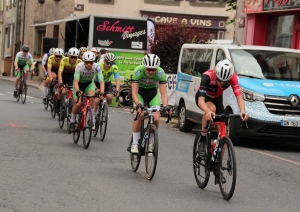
[210,139,219,162]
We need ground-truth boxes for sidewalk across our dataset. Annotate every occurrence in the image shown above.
[0,75,44,90]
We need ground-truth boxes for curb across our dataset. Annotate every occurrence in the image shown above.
[0,77,43,90]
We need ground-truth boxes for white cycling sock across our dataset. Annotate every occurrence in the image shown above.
[132,132,140,145]
[71,113,76,123]
[43,87,48,98]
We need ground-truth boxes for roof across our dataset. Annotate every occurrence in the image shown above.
[30,14,148,27]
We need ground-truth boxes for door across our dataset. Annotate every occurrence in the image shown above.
[296,31,300,49]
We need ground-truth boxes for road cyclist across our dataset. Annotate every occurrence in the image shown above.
[130,53,172,154]
[194,58,249,160]
[41,48,56,104]
[78,47,87,60]
[69,51,105,132]
[13,45,35,98]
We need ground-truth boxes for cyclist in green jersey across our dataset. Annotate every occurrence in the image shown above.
[70,51,104,132]
[130,54,172,153]
[13,45,35,98]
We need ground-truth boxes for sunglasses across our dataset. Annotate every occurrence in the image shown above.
[84,61,94,65]
[105,61,114,66]
[23,51,28,53]
[70,56,77,59]
[55,55,62,58]
[146,68,156,73]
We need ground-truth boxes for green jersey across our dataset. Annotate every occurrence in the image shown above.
[132,65,166,88]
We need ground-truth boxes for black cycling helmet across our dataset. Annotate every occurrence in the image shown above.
[22,45,30,52]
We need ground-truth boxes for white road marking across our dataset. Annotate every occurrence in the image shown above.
[5,92,34,98]
[0,93,4,95]
[247,148,300,166]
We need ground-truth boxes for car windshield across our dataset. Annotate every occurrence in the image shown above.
[229,49,300,81]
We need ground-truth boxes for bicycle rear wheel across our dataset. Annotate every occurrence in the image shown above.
[193,132,210,189]
[130,135,141,172]
[21,82,27,104]
[82,106,93,149]
[16,81,21,102]
[58,103,65,129]
[145,124,158,180]
[99,101,108,141]
[66,99,73,134]
[218,136,237,200]
[44,93,49,110]
[118,87,131,108]
[73,114,81,144]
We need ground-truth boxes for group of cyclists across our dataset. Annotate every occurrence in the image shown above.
[13,44,249,166]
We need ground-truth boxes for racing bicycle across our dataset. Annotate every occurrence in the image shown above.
[128,105,171,180]
[193,113,248,200]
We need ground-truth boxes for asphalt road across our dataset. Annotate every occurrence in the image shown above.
[0,79,300,212]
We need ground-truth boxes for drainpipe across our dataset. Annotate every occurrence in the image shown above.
[22,0,26,45]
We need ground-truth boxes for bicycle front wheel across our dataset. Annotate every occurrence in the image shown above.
[130,135,141,172]
[82,106,93,149]
[66,99,73,134]
[44,93,49,110]
[73,115,81,144]
[99,101,108,141]
[51,101,56,118]
[218,136,237,200]
[92,107,100,137]
[16,81,21,102]
[21,82,27,104]
[193,132,210,189]
[58,103,65,129]
[145,124,158,180]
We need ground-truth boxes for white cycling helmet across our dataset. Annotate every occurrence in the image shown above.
[215,59,234,81]
[54,48,64,56]
[142,54,160,69]
[68,47,79,57]
[49,48,55,55]
[105,53,116,62]
[82,51,95,62]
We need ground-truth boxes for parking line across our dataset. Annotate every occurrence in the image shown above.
[247,148,300,166]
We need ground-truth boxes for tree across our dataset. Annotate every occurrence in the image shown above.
[223,0,237,24]
[149,24,212,74]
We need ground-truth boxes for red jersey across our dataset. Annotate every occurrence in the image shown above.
[198,70,241,99]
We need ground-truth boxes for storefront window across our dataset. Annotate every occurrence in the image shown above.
[266,15,294,48]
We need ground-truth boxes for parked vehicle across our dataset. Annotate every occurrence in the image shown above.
[175,44,300,144]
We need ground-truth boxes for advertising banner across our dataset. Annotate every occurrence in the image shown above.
[93,17,147,50]
[264,0,300,11]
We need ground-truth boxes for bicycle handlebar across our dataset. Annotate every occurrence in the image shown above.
[205,113,248,130]
[134,107,172,123]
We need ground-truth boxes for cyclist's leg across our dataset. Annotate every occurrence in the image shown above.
[93,81,101,118]
[131,93,145,153]
[104,82,113,105]
[14,71,21,97]
[70,88,82,131]
[84,82,96,125]
[43,76,50,104]
[148,92,161,129]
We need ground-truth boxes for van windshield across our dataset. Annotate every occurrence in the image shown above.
[229,49,300,81]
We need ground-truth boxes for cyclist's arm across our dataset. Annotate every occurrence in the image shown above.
[236,95,245,113]
[58,59,66,84]
[113,67,120,91]
[28,54,34,71]
[196,75,212,114]
[73,67,80,92]
[131,82,140,106]
[14,55,19,70]
[47,57,53,80]
[96,66,105,94]
[158,82,168,107]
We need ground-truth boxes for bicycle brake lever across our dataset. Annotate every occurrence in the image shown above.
[166,114,171,123]
[134,112,141,121]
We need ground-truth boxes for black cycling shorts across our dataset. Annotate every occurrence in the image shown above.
[95,81,113,93]
[195,94,225,115]
[62,73,74,86]
[138,87,157,107]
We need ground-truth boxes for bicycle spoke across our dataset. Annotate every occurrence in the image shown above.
[83,106,93,149]
[130,135,141,172]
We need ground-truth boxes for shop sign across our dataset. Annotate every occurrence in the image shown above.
[141,11,227,29]
[244,0,263,13]
[93,17,147,50]
[264,0,300,11]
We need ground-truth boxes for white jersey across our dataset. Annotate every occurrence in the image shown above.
[42,53,49,65]
[74,62,103,83]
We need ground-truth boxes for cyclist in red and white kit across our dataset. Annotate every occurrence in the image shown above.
[195,59,249,156]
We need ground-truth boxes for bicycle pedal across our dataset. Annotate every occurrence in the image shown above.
[127,146,131,152]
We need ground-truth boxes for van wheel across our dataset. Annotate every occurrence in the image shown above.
[227,110,240,146]
[178,102,193,132]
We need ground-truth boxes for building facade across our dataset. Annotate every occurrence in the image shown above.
[74,0,235,41]
[243,0,300,49]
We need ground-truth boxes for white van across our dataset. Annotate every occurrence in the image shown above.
[175,44,300,144]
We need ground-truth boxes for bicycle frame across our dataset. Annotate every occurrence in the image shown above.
[78,96,92,131]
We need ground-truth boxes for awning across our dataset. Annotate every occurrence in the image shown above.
[29,14,91,27]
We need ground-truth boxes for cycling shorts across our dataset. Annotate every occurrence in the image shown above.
[62,73,74,86]
[15,64,29,77]
[137,87,160,109]
[72,81,95,99]
[95,81,112,93]
[195,95,225,121]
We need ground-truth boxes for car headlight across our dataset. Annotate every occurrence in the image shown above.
[241,88,265,102]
